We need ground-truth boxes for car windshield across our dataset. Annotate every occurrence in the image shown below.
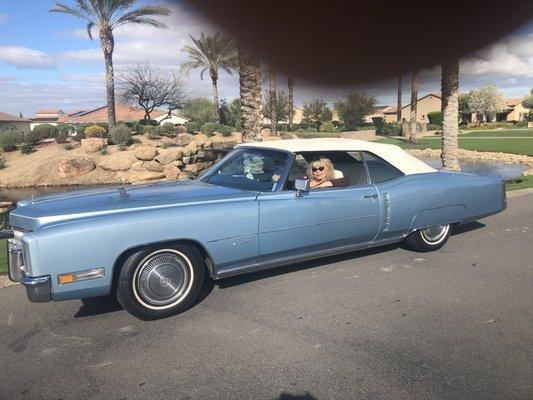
[200,148,290,192]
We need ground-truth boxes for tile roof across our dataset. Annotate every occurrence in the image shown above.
[36,109,61,114]
[505,97,525,107]
[0,111,31,122]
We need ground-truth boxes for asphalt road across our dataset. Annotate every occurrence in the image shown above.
[1,195,532,400]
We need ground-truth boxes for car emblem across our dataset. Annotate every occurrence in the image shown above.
[160,277,171,287]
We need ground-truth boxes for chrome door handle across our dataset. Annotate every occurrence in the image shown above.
[363,194,378,199]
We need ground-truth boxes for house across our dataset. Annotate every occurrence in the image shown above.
[153,111,188,126]
[364,105,398,123]
[30,109,64,130]
[0,111,31,134]
[58,104,188,125]
[399,93,441,124]
[498,98,530,122]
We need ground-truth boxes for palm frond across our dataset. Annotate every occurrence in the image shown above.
[112,5,170,28]
[86,21,96,39]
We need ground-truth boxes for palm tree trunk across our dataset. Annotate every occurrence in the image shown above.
[100,29,116,127]
[441,60,460,171]
[269,68,277,135]
[409,71,418,143]
[397,75,402,124]
[211,73,220,122]
[287,78,294,131]
[239,47,262,142]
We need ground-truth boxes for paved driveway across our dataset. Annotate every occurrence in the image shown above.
[1,195,532,400]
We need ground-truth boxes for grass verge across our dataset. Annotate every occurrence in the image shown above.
[505,175,533,191]
[460,128,533,138]
[0,239,7,275]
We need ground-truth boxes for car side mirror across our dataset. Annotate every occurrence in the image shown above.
[294,178,309,197]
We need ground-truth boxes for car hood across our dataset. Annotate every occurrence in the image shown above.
[10,180,258,231]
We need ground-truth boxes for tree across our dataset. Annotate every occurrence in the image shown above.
[441,60,460,172]
[287,78,295,130]
[409,71,419,143]
[302,99,331,131]
[238,46,262,142]
[219,98,242,129]
[50,0,170,127]
[119,63,186,122]
[269,68,277,134]
[467,85,506,122]
[458,93,471,124]
[181,32,238,119]
[262,90,290,125]
[522,91,533,109]
[397,75,402,123]
[181,98,218,126]
[334,91,376,130]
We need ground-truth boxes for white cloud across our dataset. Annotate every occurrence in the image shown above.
[0,46,56,70]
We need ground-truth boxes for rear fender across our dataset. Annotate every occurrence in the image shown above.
[410,205,467,230]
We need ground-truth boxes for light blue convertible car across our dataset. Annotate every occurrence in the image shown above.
[7,139,506,319]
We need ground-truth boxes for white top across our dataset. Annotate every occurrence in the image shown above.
[237,138,436,175]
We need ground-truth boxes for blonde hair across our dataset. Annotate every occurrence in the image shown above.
[307,157,335,181]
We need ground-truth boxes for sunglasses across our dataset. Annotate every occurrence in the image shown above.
[312,166,325,172]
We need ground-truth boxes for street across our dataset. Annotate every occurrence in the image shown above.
[1,194,532,400]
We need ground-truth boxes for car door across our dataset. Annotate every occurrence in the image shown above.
[257,152,381,265]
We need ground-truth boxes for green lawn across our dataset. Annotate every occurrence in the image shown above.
[460,128,533,138]
[505,175,533,191]
[0,239,7,275]
[374,137,533,156]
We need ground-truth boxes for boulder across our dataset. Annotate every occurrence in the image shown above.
[97,152,137,171]
[131,161,144,171]
[163,164,180,180]
[260,128,272,137]
[176,133,194,146]
[58,156,95,176]
[281,132,298,140]
[172,160,184,168]
[145,160,164,172]
[81,138,106,154]
[155,149,183,165]
[134,146,158,161]
[178,171,194,180]
[127,170,165,183]
[184,163,202,175]
[175,125,187,134]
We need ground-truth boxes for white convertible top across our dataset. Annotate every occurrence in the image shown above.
[237,138,436,175]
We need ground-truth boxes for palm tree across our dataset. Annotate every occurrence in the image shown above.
[287,78,295,131]
[238,46,262,142]
[269,68,278,135]
[50,1,170,127]
[397,75,402,123]
[181,32,238,120]
[409,71,419,143]
[441,60,460,171]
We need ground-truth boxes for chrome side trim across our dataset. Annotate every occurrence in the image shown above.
[22,276,50,286]
[215,235,405,279]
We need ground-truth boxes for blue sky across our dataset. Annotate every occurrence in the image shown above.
[0,0,532,117]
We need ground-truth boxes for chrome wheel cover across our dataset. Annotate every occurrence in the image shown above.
[133,249,193,309]
[420,224,449,244]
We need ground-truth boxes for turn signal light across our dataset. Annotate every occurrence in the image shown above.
[57,268,105,285]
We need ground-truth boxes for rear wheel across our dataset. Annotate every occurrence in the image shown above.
[116,244,205,320]
[404,224,451,252]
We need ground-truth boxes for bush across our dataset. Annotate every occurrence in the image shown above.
[84,125,107,138]
[57,124,73,136]
[427,123,441,131]
[19,142,34,154]
[24,130,44,146]
[382,123,401,136]
[515,120,528,127]
[109,124,132,150]
[55,131,68,144]
[32,124,59,139]
[320,121,338,132]
[72,124,87,141]
[427,111,443,126]
[200,122,234,136]
[372,117,386,134]
[159,122,175,137]
[0,129,23,151]
[184,121,202,133]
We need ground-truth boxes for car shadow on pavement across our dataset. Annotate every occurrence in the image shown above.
[74,296,123,318]
[276,393,318,400]
[451,221,485,235]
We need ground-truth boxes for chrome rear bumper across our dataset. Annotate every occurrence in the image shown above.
[22,275,52,303]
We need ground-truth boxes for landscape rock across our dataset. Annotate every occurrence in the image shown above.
[98,152,137,171]
[178,171,194,180]
[176,133,194,146]
[131,161,144,171]
[163,164,180,179]
[145,160,164,172]
[81,138,106,154]
[155,149,183,165]
[281,132,298,140]
[184,163,202,175]
[134,146,158,161]
[175,125,186,134]
[172,160,184,168]
[58,156,95,176]
[127,170,166,182]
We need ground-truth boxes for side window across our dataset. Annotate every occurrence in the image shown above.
[363,152,404,183]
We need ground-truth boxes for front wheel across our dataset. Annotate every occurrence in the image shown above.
[116,244,205,320]
[404,224,451,252]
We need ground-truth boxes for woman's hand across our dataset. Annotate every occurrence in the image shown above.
[310,180,332,188]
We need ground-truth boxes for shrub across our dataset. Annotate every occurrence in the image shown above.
[84,125,107,138]
[55,131,68,144]
[0,157,5,169]
[19,142,34,154]
[427,111,443,126]
[320,121,338,132]
[73,124,87,141]
[217,124,234,137]
[25,130,45,145]
[159,122,175,137]
[32,124,59,139]
[515,120,528,127]
[57,124,73,136]
[427,123,441,131]
[0,129,23,151]
[184,121,202,133]
[109,124,132,150]
[201,122,234,136]
[382,123,401,136]
[372,117,386,134]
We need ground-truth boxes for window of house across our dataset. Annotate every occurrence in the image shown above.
[362,152,404,183]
